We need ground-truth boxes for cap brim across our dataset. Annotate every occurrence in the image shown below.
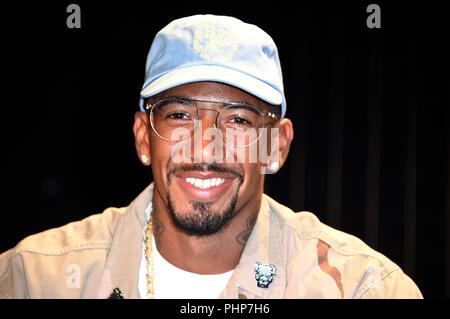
[140,65,283,108]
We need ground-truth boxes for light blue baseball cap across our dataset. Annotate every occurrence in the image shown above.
[139,14,286,118]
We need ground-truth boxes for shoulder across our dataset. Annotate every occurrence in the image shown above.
[263,194,423,298]
[264,194,379,257]
[0,206,126,298]
[14,206,126,255]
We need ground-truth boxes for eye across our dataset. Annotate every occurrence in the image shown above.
[228,116,251,125]
[167,112,191,120]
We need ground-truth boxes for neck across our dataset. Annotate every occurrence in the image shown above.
[151,189,261,274]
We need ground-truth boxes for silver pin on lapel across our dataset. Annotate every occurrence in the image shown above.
[253,262,277,288]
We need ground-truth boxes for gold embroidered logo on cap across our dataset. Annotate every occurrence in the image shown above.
[193,22,238,61]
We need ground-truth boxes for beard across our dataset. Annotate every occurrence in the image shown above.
[166,163,244,236]
[167,191,239,236]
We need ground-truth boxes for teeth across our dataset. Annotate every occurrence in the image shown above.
[185,177,225,189]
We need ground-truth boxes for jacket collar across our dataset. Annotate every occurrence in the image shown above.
[220,195,287,298]
[97,183,287,299]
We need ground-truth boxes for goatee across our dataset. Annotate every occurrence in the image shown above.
[167,191,239,236]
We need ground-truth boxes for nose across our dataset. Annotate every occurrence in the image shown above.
[192,108,223,164]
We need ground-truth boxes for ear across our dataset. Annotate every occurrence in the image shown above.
[133,111,151,166]
[271,118,294,172]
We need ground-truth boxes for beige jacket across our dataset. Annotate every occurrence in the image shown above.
[0,183,422,298]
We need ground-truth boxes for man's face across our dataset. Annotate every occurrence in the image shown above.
[145,82,276,236]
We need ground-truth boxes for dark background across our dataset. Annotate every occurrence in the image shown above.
[1,1,448,298]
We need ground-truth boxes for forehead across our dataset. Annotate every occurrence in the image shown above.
[151,82,269,107]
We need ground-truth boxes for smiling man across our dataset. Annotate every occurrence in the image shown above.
[0,15,422,299]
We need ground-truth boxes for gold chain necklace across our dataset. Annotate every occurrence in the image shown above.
[143,215,155,298]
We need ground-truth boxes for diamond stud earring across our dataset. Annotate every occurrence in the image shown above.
[141,154,149,165]
[270,161,279,172]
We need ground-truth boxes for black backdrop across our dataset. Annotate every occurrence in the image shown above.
[1,1,449,298]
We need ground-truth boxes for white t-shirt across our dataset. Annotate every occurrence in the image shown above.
[139,239,233,299]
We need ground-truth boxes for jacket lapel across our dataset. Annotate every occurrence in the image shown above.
[96,184,153,299]
[221,195,286,299]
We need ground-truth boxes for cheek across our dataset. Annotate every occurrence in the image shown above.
[240,164,264,197]
[149,138,174,187]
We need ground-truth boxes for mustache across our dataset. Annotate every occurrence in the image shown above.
[167,163,244,181]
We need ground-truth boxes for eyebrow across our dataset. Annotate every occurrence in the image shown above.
[161,95,255,106]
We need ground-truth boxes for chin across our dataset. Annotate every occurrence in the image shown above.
[167,191,238,236]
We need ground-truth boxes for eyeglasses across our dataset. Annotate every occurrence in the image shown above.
[145,97,279,147]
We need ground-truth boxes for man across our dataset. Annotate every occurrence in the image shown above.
[0,14,422,298]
